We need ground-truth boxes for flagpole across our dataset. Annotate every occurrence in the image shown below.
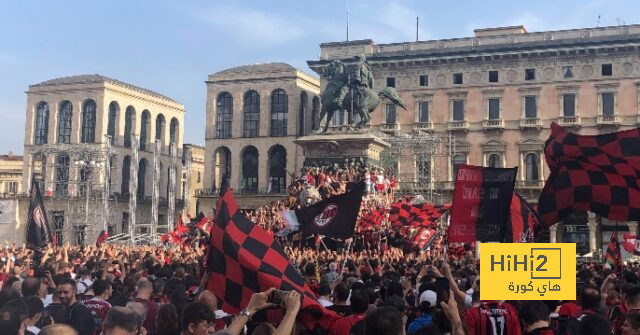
[319,236,330,252]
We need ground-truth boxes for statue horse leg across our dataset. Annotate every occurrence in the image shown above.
[318,108,334,133]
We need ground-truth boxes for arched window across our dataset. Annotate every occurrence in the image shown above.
[243,91,260,138]
[525,153,539,181]
[452,154,466,180]
[81,99,97,143]
[269,145,287,194]
[138,159,147,196]
[241,146,259,193]
[124,106,136,148]
[214,147,231,189]
[155,114,165,142]
[170,118,179,145]
[57,101,73,144]
[270,89,288,136]
[488,154,502,168]
[107,102,119,144]
[299,92,308,136]
[140,110,150,150]
[216,92,233,138]
[122,155,131,195]
[311,96,320,131]
[55,155,70,196]
[34,102,49,145]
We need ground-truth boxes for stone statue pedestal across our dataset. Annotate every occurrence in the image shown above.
[295,131,390,168]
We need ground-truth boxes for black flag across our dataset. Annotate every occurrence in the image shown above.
[294,182,365,239]
[26,178,52,250]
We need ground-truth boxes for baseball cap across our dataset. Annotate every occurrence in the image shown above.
[419,290,437,307]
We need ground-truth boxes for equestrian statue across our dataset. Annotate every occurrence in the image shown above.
[318,56,407,132]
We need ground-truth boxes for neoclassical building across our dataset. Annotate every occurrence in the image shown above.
[307,24,640,256]
[198,63,320,209]
[20,75,186,244]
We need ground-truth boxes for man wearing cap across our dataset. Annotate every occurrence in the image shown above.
[407,290,436,335]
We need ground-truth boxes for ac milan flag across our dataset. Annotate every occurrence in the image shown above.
[538,123,640,226]
[388,202,451,228]
[449,164,517,243]
[96,230,108,246]
[206,180,338,329]
[412,227,438,251]
[606,230,623,274]
[26,178,53,250]
[504,192,544,243]
[287,182,365,239]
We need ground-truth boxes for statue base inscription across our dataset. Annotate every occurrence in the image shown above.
[295,131,390,168]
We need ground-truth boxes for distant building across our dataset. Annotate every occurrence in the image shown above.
[198,63,320,209]
[182,144,204,217]
[0,152,23,196]
[307,25,640,255]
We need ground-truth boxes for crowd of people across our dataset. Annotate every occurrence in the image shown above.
[1,237,640,335]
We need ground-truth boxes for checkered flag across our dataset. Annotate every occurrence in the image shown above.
[206,180,338,329]
[388,202,451,228]
[538,123,640,226]
[606,230,623,274]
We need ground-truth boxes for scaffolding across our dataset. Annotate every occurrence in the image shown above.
[375,129,454,204]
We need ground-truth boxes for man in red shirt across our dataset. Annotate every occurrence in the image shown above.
[84,279,112,324]
[464,300,522,335]
[133,279,159,335]
[329,289,369,335]
[519,301,555,335]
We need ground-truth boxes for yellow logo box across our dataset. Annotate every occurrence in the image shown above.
[480,243,576,301]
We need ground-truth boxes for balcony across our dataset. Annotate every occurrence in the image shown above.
[447,120,469,131]
[483,119,504,129]
[519,118,543,128]
[197,187,287,197]
[516,180,544,189]
[557,116,581,127]
[380,123,400,132]
[597,115,620,126]
[414,122,433,130]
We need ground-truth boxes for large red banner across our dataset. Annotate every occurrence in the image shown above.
[448,165,483,243]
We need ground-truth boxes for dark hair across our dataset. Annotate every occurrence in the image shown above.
[379,295,406,314]
[626,286,640,306]
[0,309,21,335]
[105,306,141,332]
[181,302,215,331]
[519,301,550,326]
[579,288,601,311]
[22,277,41,297]
[59,278,77,291]
[25,296,44,318]
[92,279,111,296]
[626,313,640,330]
[156,303,180,335]
[578,314,612,335]
[364,306,404,335]
[318,284,332,297]
[334,283,350,302]
[1,298,28,322]
[350,289,369,314]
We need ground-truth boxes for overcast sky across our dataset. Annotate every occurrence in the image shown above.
[1,0,639,154]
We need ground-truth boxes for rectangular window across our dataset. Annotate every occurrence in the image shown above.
[524,96,537,118]
[385,104,397,124]
[563,66,574,78]
[418,102,429,123]
[602,93,615,116]
[386,77,396,88]
[525,68,536,81]
[4,182,18,194]
[453,73,463,85]
[419,75,428,87]
[453,100,464,121]
[489,71,499,83]
[488,98,500,119]
[602,64,613,76]
[563,94,576,117]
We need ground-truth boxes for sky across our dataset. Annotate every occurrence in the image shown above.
[1,0,640,154]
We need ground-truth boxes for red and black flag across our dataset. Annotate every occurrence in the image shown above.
[504,192,544,243]
[388,202,451,228]
[412,227,438,251]
[623,233,640,255]
[206,180,338,329]
[26,178,53,250]
[449,164,518,243]
[538,123,640,226]
[285,182,365,239]
[96,230,108,246]
[606,230,623,274]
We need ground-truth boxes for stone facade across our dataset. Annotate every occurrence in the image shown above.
[20,75,186,244]
[182,144,205,217]
[199,63,320,210]
[307,24,640,255]
[0,153,23,195]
